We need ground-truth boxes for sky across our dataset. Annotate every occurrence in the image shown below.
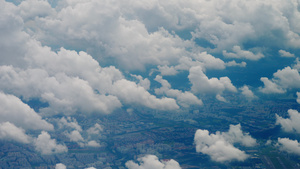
[1,0,300,168]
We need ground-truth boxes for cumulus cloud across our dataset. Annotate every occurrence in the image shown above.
[279,50,295,57]
[194,124,256,162]
[111,79,179,111]
[57,117,82,132]
[226,60,247,67]
[87,123,103,136]
[216,94,228,103]
[86,140,101,147]
[276,109,300,133]
[125,155,181,169]
[259,77,286,94]
[239,85,257,101]
[260,66,300,94]
[157,65,178,76]
[297,92,300,104]
[34,131,68,155]
[0,122,31,144]
[188,66,237,95]
[0,92,53,130]
[277,138,300,155]
[154,75,203,107]
[66,130,84,142]
[55,163,67,169]
[223,46,264,60]
[131,74,151,90]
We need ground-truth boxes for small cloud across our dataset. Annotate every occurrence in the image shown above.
[125,155,182,169]
[239,85,257,101]
[279,50,295,58]
[296,92,300,104]
[226,60,247,67]
[34,131,68,155]
[277,138,300,155]
[55,163,67,169]
[223,46,264,60]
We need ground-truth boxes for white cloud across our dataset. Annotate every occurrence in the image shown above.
[87,123,103,136]
[0,122,31,144]
[260,66,300,94]
[259,77,286,94]
[0,92,53,131]
[34,131,68,155]
[223,46,264,60]
[157,65,178,76]
[154,75,203,108]
[277,138,300,155]
[188,66,237,95]
[226,60,247,67]
[239,85,257,101]
[86,140,101,147]
[194,124,256,162]
[125,155,182,169]
[276,109,300,133]
[57,117,82,132]
[297,92,300,104]
[279,50,295,57]
[216,94,228,103]
[224,124,257,147]
[55,163,67,169]
[111,79,179,111]
[66,130,84,142]
[131,74,151,90]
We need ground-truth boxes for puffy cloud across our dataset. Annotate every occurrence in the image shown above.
[194,124,256,162]
[297,92,300,104]
[188,66,237,95]
[154,75,203,107]
[223,46,264,60]
[226,60,247,67]
[0,122,31,144]
[279,50,295,57]
[157,65,178,76]
[87,123,103,136]
[34,131,68,155]
[131,74,151,90]
[259,77,286,94]
[111,79,179,110]
[239,85,257,101]
[277,138,300,155]
[0,92,53,130]
[57,117,82,132]
[86,140,101,147]
[276,109,300,133]
[66,130,84,142]
[17,0,55,21]
[125,155,181,169]
[223,124,257,147]
[216,94,228,103]
[260,66,300,94]
[55,163,67,169]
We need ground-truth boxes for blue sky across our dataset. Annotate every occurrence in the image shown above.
[1,0,300,167]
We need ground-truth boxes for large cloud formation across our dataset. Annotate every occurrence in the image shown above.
[194,124,256,162]
[125,155,182,169]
